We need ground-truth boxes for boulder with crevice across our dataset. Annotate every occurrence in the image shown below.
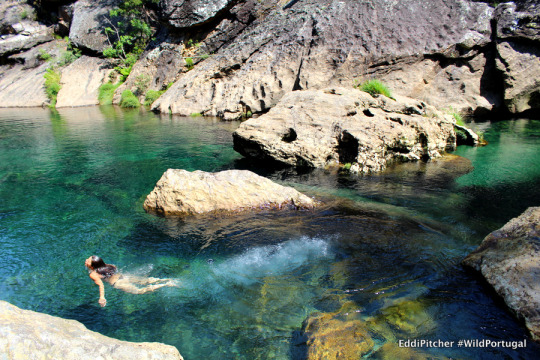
[0,60,50,107]
[493,2,540,114]
[463,207,540,341]
[233,87,458,173]
[143,169,316,216]
[0,300,183,359]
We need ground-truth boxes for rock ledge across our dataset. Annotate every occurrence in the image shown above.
[0,300,183,359]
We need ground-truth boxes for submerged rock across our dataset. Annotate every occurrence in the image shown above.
[233,87,456,173]
[0,300,183,359]
[143,169,315,216]
[301,303,374,359]
[371,342,449,360]
[463,207,540,341]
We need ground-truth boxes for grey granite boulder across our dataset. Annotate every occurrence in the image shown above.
[143,169,316,216]
[463,207,540,341]
[0,300,183,359]
[233,87,457,173]
[69,0,121,53]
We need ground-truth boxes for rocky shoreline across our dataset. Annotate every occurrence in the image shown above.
[0,1,538,119]
[1,0,539,356]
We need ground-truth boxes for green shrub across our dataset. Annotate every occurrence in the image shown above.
[103,0,157,80]
[44,68,61,108]
[38,49,52,61]
[190,112,202,117]
[134,74,151,96]
[143,89,164,107]
[357,79,393,99]
[20,9,29,20]
[185,57,194,70]
[448,108,465,126]
[98,82,121,105]
[120,89,140,108]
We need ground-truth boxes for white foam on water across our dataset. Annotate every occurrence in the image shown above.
[211,236,332,286]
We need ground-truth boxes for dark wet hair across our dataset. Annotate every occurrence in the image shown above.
[90,255,117,278]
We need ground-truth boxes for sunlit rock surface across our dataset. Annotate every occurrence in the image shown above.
[233,87,457,173]
[143,169,316,216]
[0,300,183,359]
[463,207,540,340]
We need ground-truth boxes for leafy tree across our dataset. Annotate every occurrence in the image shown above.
[103,0,158,78]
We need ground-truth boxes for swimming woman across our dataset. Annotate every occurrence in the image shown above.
[85,255,177,307]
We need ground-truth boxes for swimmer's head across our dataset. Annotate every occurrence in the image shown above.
[85,255,106,270]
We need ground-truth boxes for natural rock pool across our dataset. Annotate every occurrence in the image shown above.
[1,107,539,359]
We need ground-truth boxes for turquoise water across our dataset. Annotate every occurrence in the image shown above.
[1,107,539,359]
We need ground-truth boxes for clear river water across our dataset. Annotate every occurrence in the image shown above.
[0,106,539,359]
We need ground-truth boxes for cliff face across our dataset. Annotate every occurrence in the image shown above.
[0,0,538,117]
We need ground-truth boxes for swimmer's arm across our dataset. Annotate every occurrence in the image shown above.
[89,271,107,307]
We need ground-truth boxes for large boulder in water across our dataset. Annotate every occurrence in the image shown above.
[233,87,457,173]
[0,300,183,359]
[143,169,316,216]
[463,207,540,341]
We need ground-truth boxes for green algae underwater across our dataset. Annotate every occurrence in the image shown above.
[0,106,539,359]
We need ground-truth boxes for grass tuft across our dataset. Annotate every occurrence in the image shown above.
[98,83,121,105]
[120,89,140,108]
[144,89,164,107]
[44,68,61,108]
[357,79,394,99]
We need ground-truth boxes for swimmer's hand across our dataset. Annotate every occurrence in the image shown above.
[98,297,107,307]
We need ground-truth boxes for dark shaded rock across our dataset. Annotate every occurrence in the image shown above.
[463,207,540,341]
[493,3,540,114]
[0,300,184,359]
[69,0,121,54]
